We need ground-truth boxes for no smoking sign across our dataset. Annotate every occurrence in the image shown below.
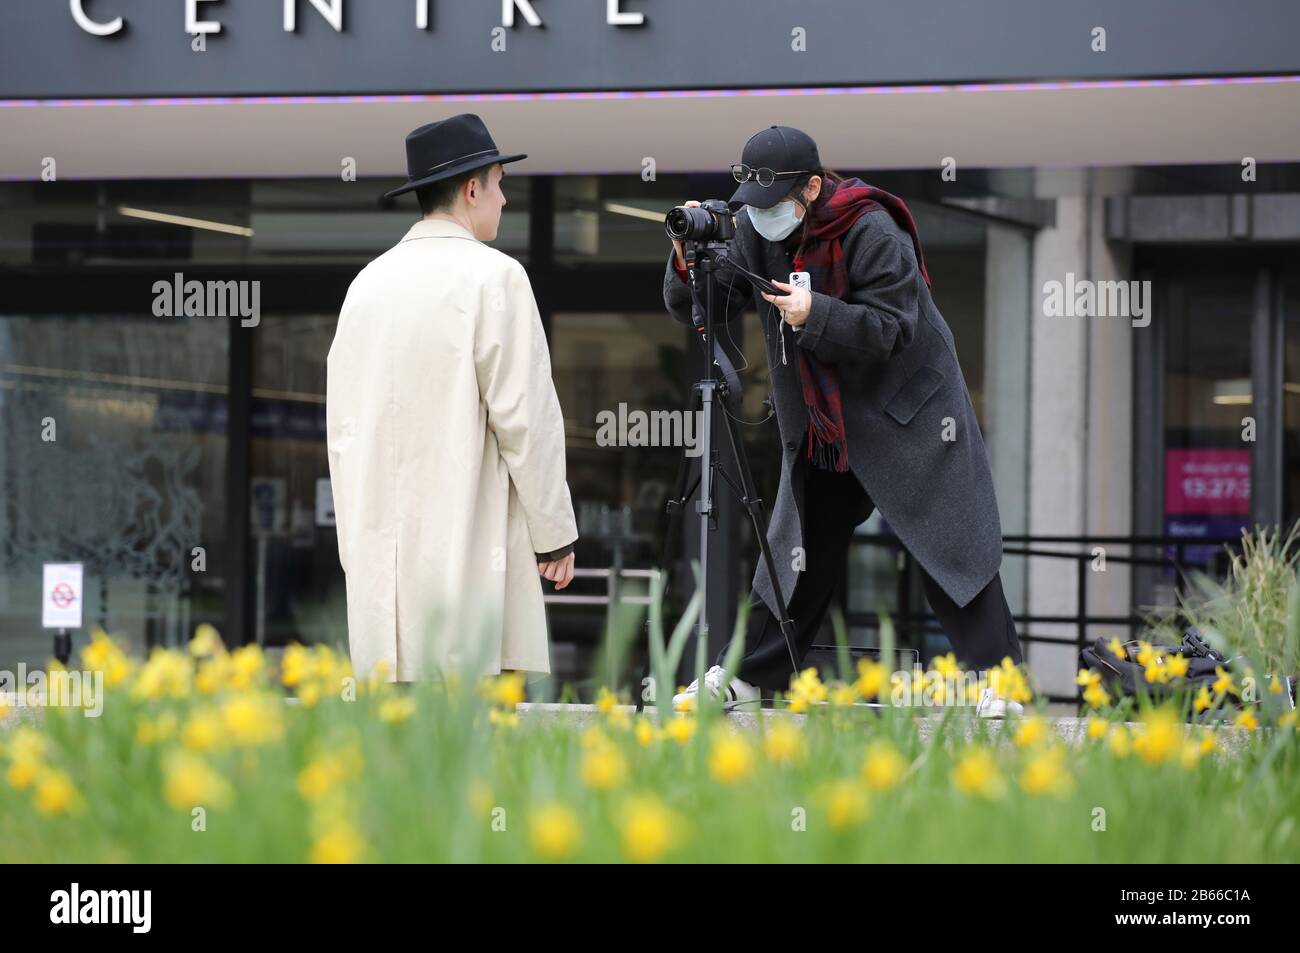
[42,562,84,629]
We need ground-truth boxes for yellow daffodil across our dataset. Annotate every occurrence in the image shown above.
[1083,682,1111,709]
[1086,715,1109,740]
[8,728,46,763]
[580,742,628,790]
[830,682,860,707]
[378,696,416,724]
[226,645,265,691]
[34,768,80,816]
[1132,708,1179,763]
[664,715,696,745]
[490,672,527,709]
[1235,708,1258,732]
[181,708,225,753]
[297,754,351,801]
[988,658,1033,705]
[620,795,678,863]
[708,729,755,785]
[635,718,660,747]
[530,804,581,859]
[281,643,311,688]
[764,721,804,765]
[861,740,907,792]
[194,656,229,695]
[1212,667,1235,697]
[855,659,886,700]
[823,779,870,830]
[163,751,232,811]
[1020,746,1073,797]
[298,681,323,708]
[309,823,366,864]
[952,748,1005,798]
[188,623,226,658]
[1013,716,1049,749]
[932,652,961,678]
[1107,637,1127,660]
[1143,660,1171,684]
[221,693,284,747]
[787,668,828,710]
[1107,725,1132,758]
[131,649,192,701]
[80,629,132,687]
[7,758,40,791]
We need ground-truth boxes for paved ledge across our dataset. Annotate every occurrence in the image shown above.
[0,700,1261,756]
[514,702,1259,756]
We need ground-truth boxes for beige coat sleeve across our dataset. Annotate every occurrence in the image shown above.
[474,259,579,556]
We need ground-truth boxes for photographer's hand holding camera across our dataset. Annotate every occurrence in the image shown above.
[663,125,1025,716]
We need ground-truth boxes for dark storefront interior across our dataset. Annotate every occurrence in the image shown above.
[4,165,1300,694]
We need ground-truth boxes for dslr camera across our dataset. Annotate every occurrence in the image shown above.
[663,198,734,244]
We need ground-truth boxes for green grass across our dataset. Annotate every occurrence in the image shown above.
[2,655,1297,863]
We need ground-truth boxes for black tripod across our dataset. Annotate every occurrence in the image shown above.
[653,237,801,699]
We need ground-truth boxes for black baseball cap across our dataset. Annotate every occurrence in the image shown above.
[727,125,821,211]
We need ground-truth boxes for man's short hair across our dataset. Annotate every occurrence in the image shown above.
[415,167,491,216]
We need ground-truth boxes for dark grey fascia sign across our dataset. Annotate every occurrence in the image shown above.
[2,0,1299,99]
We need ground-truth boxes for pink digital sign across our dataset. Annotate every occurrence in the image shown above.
[1164,449,1251,516]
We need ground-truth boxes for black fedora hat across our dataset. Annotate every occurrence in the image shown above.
[383,113,526,199]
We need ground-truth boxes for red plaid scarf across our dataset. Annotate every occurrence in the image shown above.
[791,177,932,470]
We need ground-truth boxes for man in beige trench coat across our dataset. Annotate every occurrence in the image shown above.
[326,114,578,682]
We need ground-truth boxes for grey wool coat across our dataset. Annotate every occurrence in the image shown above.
[662,205,1003,614]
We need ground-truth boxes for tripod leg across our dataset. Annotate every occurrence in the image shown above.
[719,404,802,678]
[655,384,704,608]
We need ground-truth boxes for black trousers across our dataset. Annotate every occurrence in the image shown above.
[719,458,1024,692]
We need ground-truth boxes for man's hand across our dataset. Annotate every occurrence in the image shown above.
[537,551,576,590]
[762,278,811,327]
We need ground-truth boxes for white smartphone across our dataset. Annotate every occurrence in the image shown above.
[788,272,810,331]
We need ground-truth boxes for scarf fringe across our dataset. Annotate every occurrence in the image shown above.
[805,407,849,472]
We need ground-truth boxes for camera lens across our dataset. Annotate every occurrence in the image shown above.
[665,205,724,242]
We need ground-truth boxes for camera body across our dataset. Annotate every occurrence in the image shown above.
[664,198,734,244]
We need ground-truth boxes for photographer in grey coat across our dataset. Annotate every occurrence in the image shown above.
[665,125,1024,716]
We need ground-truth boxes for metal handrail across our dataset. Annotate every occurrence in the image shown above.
[841,532,1244,705]
[543,567,662,607]
[544,533,1244,706]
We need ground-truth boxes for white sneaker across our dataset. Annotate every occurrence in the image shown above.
[672,665,761,709]
[976,687,1024,719]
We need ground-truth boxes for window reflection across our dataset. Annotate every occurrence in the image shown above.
[0,315,228,668]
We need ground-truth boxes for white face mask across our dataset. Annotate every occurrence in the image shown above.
[747,200,804,242]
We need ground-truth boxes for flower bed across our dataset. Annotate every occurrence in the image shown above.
[2,628,1296,863]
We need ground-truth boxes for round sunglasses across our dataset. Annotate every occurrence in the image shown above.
[731,164,812,188]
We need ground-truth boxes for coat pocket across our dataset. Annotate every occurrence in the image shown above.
[883,365,944,425]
